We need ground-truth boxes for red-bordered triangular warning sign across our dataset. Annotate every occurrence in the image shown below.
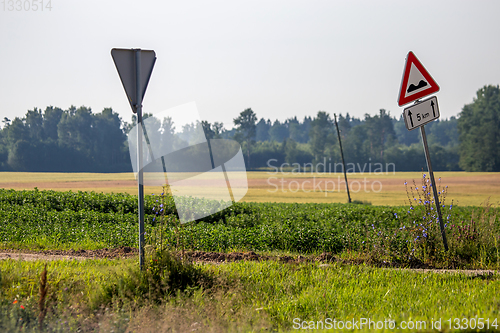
[398,51,439,106]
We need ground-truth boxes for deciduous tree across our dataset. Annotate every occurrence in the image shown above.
[458,85,500,171]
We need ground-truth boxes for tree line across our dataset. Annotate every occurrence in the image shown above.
[229,108,460,172]
[0,106,129,172]
[0,85,498,172]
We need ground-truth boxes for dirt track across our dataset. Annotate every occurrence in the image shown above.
[1,248,498,277]
[0,246,138,261]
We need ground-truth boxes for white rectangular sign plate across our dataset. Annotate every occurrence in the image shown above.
[403,96,440,131]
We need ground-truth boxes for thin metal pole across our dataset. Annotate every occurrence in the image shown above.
[334,114,351,203]
[420,125,448,251]
[135,49,145,269]
[206,137,215,170]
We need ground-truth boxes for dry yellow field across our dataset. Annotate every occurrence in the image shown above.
[0,171,499,206]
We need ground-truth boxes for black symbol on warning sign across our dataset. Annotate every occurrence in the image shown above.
[407,80,428,93]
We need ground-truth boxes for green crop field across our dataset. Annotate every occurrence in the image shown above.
[0,186,499,332]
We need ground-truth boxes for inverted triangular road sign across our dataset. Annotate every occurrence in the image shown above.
[111,48,156,113]
[398,51,439,106]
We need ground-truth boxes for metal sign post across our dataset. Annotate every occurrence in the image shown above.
[404,100,449,251]
[334,114,351,203]
[398,51,448,251]
[135,50,146,270]
[420,124,449,251]
[112,48,156,270]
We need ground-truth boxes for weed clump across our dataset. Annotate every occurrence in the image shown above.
[364,174,500,268]
[98,250,212,308]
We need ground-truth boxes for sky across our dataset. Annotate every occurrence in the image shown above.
[1,0,499,130]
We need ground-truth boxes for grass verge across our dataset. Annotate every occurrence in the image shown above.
[1,255,499,332]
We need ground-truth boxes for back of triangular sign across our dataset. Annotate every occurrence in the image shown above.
[111,48,156,113]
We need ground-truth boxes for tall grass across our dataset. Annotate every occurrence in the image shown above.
[361,174,500,268]
[0,259,499,332]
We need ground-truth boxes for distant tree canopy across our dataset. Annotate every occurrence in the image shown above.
[1,85,497,173]
[0,106,129,172]
[226,107,461,171]
[458,85,500,172]
[233,108,257,163]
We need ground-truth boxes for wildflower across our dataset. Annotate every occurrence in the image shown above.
[422,186,427,190]
[416,187,418,190]
[394,213,398,218]
[423,174,426,178]
[153,217,156,222]
[438,177,441,181]
[410,207,414,210]
[20,305,25,310]
[13,300,17,304]
[404,182,407,185]
[160,204,164,208]
[362,241,365,244]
